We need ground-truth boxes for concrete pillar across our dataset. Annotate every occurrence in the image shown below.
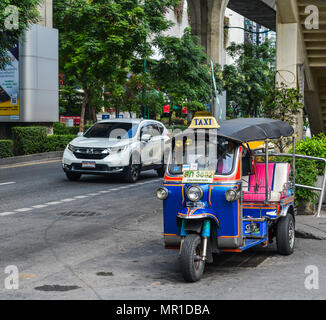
[187,0,229,65]
[276,14,304,140]
[38,0,53,28]
[187,0,228,120]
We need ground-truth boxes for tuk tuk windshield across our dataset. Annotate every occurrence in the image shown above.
[168,137,236,175]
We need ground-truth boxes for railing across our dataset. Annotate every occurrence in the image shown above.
[269,153,326,218]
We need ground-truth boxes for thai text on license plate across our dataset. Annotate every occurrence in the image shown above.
[182,170,214,183]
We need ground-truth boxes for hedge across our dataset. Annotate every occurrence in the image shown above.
[0,140,14,158]
[45,134,77,152]
[12,126,48,156]
[293,134,326,205]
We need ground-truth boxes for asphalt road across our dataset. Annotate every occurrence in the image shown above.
[0,160,326,300]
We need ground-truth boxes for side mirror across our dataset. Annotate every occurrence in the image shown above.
[77,132,84,137]
[141,134,152,143]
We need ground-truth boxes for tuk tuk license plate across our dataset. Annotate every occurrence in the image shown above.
[82,161,96,168]
[182,170,214,184]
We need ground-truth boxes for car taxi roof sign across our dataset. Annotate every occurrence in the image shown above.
[189,116,220,129]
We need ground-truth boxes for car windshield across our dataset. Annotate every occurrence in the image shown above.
[84,122,139,139]
[168,136,236,175]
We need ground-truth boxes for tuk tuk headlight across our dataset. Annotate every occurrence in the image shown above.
[186,185,203,202]
[225,188,240,202]
[156,187,168,200]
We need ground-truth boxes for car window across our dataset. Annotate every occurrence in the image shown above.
[84,122,138,139]
[140,124,154,137]
[153,123,164,136]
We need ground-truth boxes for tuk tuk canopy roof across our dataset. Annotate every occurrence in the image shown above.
[180,118,294,143]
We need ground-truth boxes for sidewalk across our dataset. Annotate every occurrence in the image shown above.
[0,151,63,168]
[296,212,326,240]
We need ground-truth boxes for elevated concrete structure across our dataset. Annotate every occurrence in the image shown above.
[227,0,276,31]
[187,0,326,136]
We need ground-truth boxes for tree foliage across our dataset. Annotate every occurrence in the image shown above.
[54,0,177,130]
[222,40,275,118]
[151,28,212,108]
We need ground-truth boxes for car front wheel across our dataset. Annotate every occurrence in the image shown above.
[123,157,141,183]
[65,172,81,181]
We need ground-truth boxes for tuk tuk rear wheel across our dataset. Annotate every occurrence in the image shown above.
[180,234,205,282]
[276,214,295,255]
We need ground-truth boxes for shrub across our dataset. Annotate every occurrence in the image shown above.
[12,126,48,156]
[292,134,326,205]
[45,134,77,152]
[0,140,14,158]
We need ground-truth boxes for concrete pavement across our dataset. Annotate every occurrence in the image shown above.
[296,213,326,241]
[0,156,326,299]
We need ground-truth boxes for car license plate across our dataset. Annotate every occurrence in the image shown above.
[182,170,214,183]
[82,161,96,168]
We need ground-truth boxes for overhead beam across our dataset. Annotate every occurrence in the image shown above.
[227,0,276,30]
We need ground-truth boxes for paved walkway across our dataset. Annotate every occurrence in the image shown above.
[296,212,326,240]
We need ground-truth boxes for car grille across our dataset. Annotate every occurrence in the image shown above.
[73,147,108,160]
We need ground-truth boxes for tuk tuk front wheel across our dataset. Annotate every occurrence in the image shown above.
[276,214,295,255]
[180,234,205,282]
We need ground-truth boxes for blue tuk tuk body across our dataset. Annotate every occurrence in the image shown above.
[157,116,296,282]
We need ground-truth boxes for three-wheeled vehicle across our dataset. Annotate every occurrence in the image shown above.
[156,114,298,282]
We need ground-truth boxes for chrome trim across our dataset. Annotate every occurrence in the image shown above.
[185,185,204,202]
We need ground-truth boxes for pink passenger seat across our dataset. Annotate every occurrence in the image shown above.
[243,163,290,202]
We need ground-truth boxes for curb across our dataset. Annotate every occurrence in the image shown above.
[0,151,63,166]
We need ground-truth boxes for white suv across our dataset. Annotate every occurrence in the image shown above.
[62,119,170,182]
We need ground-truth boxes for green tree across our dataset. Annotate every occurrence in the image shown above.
[54,0,177,131]
[151,28,212,120]
[263,82,304,152]
[0,0,41,69]
[222,40,276,118]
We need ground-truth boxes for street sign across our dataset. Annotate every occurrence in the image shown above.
[163,105,170,113]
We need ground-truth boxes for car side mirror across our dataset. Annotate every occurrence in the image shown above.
[77,132,84,137]
[141,134,152,143]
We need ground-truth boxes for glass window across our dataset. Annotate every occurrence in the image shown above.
[140,124,154,137]
[168,137,236,176]
[84,122,138,139]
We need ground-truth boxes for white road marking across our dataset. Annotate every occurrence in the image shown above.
[15,208,33,212]
[45,201,62,205]
[61,198,76,202]
[0,212,15,216]
[0,181,16,186]
[32,204,48,209]
[0,178,161,217]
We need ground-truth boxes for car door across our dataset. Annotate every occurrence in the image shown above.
[139,123,155,166]
[151,123,166,165]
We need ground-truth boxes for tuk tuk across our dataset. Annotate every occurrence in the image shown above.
[156,115,299,282]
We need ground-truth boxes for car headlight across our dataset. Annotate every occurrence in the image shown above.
[108,145,128,154]
[68,144,76,152]
[225,188,240,202]
[186,185,203,202]
[156,187,168,200]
